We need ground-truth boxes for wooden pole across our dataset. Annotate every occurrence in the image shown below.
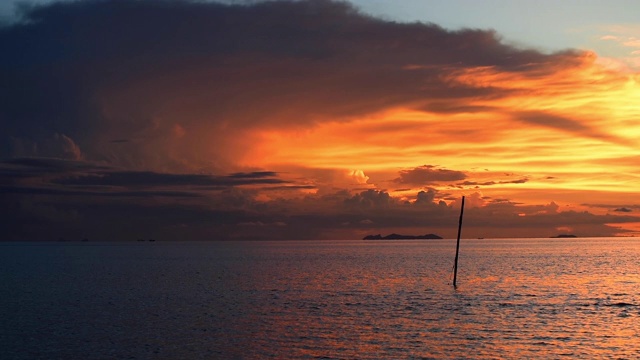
[453,195,465,288]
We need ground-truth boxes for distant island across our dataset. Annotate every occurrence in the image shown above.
[363,233,443,240]
[551,234,577,238]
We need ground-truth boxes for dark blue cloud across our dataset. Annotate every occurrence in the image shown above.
[0,185,200,198]
[0,158,288,189]
[52,171,287,187]
[0,0,587,165]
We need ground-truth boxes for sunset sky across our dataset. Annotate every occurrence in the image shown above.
[1,0,639,240]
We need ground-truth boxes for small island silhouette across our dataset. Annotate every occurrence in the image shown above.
[363,233,443,240]
[551,234,577,238]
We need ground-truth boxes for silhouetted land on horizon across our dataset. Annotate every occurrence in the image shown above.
[551,234,577,238]
[363,233,443,240]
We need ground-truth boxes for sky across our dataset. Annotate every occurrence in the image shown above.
[1,0,639,241]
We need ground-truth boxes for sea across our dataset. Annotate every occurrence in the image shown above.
[1,238,639,359]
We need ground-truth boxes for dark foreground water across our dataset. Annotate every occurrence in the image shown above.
[2,238,640,359]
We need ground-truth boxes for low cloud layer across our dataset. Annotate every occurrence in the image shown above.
[2,157,637,241]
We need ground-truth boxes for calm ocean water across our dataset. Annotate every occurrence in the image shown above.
[1,238,640,359]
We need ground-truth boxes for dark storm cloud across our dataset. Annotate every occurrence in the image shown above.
[52,170,287,187]
[0,157,300,240]
[0,157,291,213]
[0,157,109,181]
[0,185,199,198]
[0,0,590,168]
[2,157,109,174]
[394,165,467,185]
[0,158,287,188]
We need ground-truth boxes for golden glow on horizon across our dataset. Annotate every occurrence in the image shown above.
[236,51,640,232]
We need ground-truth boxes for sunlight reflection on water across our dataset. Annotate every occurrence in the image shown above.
[1,238,640,359]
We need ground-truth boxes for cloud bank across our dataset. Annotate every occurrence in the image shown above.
[0,0,593,171]
[1,0,638,240]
